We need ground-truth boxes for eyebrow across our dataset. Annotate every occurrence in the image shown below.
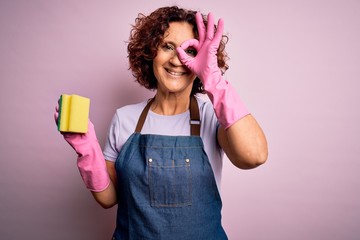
[162,40,178,47]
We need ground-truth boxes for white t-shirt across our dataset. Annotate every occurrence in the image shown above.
[103,96,224,189]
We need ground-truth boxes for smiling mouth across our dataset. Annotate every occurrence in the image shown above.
[166,68,186,76]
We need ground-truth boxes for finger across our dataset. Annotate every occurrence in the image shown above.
[54,103,59,122]
[54,111,59,124]
[176,46,194,66]
[212,18,224,46]
[176,39,199,64]
[179,39,200,50]
[195,12,205,44]
[206,12,215,40]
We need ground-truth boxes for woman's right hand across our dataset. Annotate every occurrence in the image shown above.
[54,103,110,192]
[54,104,97,155]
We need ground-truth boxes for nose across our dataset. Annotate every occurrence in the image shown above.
[169,52,183,66]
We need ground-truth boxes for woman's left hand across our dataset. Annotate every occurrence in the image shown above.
[176,12,224,89]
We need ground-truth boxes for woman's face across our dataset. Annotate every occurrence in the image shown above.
[153,21,197,96]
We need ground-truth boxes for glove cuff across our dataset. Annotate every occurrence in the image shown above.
[77,142,111,192]
[206,77,250,129]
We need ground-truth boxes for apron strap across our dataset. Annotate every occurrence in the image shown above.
[189,95,201,136]
[135,98,154,133]
[135,96,201,136]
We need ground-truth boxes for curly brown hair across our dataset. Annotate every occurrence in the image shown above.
[127,6,229,95]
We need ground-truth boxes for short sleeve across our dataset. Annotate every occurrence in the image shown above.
[103,112,120,161]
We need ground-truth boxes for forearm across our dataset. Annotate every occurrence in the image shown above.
[218,114,268,169]
[91,182,117,209]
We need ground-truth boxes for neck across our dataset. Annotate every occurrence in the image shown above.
[151,92,191,116]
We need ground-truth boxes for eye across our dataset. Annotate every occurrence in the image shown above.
[162,43,175,51]
[185,48,197,57]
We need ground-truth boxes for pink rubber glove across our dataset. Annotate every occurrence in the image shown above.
[177,12,249,129]
[54,105,110,192]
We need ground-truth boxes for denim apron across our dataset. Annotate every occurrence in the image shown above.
[112,96,227,240]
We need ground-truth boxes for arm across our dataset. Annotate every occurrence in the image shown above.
[54,106,117,208]
[177,12,268,169]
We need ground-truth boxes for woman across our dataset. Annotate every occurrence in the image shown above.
[55,6,268,239]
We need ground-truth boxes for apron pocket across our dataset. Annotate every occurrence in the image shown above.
[148,157,192,207]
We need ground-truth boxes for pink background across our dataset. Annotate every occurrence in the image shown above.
[1,0,359,239]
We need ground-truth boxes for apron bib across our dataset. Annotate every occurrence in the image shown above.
[112,96,227,240]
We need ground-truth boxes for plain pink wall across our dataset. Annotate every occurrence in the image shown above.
[1,0,359,239]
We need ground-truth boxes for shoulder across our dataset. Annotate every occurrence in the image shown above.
[115,100,148,116]
[110,99,149,130]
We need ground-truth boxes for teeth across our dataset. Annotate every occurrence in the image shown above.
[168,70,184,76]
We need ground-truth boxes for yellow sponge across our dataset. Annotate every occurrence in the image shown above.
[58,94,90,133]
